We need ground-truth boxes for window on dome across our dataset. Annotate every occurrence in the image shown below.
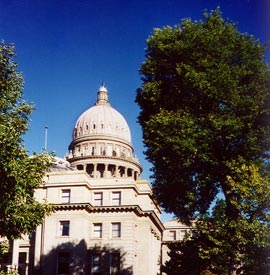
[107,145,112,156]
[93,124,96,129]
[91,146,95,156]
[83,146,88,155]
[101,123,104,129]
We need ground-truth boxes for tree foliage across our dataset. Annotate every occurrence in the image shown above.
[136,9,270,274]
[0,41,51,241]
[164,193,270,275]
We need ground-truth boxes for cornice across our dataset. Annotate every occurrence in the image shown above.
[68,155,142,170]
[52,203,164,232]
[70,135,133,149]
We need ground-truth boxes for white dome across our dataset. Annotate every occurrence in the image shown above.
[72,84,131,143]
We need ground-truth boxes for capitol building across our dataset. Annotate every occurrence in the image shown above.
[1,84,190,275]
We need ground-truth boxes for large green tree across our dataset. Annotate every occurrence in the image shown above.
[136,9,270,274]
[0,41,51,243]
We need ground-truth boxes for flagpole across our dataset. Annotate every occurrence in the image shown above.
[44,125,48,150]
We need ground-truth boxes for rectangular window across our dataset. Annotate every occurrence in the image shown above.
[94,192,103,206]
[61,189,71,204]
[112,223,121,238]
[58,252,69,275]
[180,229,187,239]
[112,192,121,206]
[60,221,70,236]
[169,230,176,240]
[92,253,101,275]
[18,252,27,266]
[93,223,102,238]
[110,253,120,275]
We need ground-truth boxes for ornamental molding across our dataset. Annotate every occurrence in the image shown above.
[52,203,164,232]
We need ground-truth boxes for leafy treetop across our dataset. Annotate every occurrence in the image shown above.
[0,41,52,240]
[136,9,270,223]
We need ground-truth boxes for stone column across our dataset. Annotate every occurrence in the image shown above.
[34,225,42,268]
[93,163,97,178]
[116,165,120,177]
[11,239,19,270]
[104,164,108,178]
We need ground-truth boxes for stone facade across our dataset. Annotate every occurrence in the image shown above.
[0,84,188,275]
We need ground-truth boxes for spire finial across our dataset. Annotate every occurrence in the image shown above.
[96,82,110,106]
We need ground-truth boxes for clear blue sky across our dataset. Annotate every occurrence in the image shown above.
[1,0,269,183]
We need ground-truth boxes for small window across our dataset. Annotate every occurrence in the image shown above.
[169,230,176,240]
[60,221,70,236]
[61,189,70,204]
[92,253,101,275]
[77,164,83,170]
[112,223,121,238]
[180,229,187,239]
[58,252,69,275]
[93,223,102,238]
[94,192,103,206]
[110,253,120,275]
[112,192,121,206]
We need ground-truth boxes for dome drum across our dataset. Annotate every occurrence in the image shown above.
[68,137,135,161]
[70,158,141,180]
